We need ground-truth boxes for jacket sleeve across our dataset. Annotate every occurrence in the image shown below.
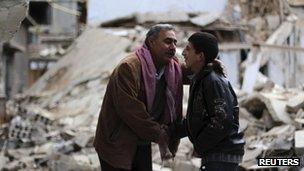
[195,78,234,153]
[111,62,163,142]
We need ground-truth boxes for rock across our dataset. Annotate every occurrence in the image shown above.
[173,160,199,171]
[286,93,304,114]
[295,130,304,155]
[266,15,280,31]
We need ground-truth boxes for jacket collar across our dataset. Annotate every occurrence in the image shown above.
[193,64,213,81]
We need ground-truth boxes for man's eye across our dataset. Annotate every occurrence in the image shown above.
[164,40,171,44]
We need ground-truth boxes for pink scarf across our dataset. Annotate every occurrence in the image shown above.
[135,44,182,124]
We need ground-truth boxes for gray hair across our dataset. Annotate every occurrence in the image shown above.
[145,24,175,45]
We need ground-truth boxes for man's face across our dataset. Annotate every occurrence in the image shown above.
[149,29,177,66]
[182,42,204,70]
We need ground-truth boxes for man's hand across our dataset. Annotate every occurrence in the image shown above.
[157,126,174,160]
[157,127,169,145]
[159,144,173,160]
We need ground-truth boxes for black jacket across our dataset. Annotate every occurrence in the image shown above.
[174,65,245,156]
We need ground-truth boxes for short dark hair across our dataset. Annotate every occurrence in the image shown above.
[188,32,219,64]
[145,24,175,45]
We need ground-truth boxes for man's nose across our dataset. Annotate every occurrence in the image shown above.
[182,50,186,57]
[169,42,176,50]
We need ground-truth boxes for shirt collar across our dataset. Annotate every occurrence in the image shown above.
[156,67,165,80]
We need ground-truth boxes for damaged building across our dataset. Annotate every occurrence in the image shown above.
[0,0,87,124]
[1,0,87,100]
[1,0,304,170]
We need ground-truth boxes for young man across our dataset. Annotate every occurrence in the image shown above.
[178,32,245,171]
[93,24,183,171]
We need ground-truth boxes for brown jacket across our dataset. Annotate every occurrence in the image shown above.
[94,53,177,169]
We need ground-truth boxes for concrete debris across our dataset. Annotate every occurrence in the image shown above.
[286,93,304,113]
[173,160,200,171]
[253,72,275,92]
[242,21,294,93]
[1,1,304,170]
[295,130,304,155]
[294,109,304,129]
[48,153,97,171]
[260,125,295,150]
[0,143,9,170]
[243,125,296,169]
[288,0,304,6]
[74,131,94,148]
[248,17,267,33]
[266,15,281,31]
[242,147,263,169]
[190,12,221,27]
[240,91,293,124]
[0,0,28,42]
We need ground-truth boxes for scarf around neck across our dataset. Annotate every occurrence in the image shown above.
[135,44,182,124]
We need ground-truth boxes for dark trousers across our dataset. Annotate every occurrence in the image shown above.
[98,144,152,171]
[201,162,239,171]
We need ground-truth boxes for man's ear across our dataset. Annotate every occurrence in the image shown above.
[148,37,154,46]
[199,52,205,63]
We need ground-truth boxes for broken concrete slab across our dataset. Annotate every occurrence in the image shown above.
[239,107,265,137]
[294,109,304,128]
[26,105,57,122]
[48,153,94,171]
[253,72,275,91]
[240,92,292,124]
[248,125,295,151]
[259,109,275,130]
[266,15,280,31]
[2,160,26,170]
[87,152,100,170]
[33,142,54,155]
[248,17,266,31]
[241,147,263,169]
[0,154,9,170]
[190,12,221,27]
[242,21,294,93]
[173,160,199,171]
[286,93,304,113]
[295,130,304,155]
[53,140,80,154]
[74,131,94,148]
[60,129,76,141]
[288,0,304,6]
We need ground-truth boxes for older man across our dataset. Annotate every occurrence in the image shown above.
[94,24,183,171]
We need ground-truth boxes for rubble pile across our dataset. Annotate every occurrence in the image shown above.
[239,0,291,42]
[0,0,304,170]
[0,28,131,171]
[239,86,304,170]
